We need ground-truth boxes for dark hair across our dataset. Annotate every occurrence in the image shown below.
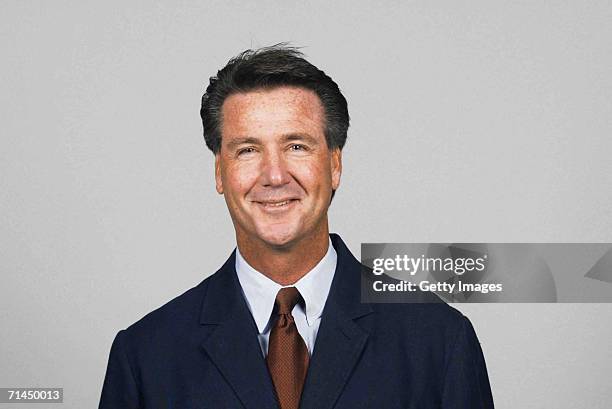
[200,44,349,154]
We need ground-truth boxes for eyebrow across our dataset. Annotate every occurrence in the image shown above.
[225,133,320,150]
[225,137,260,151]
[282,133,319,146]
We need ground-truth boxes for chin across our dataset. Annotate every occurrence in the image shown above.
[255,224,301,248]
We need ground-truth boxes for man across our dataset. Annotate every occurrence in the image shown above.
[99,45,494,408]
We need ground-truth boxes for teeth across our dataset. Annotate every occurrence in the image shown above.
[263,200,291,207]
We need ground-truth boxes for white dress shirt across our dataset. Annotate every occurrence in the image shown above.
[235,238,337,357]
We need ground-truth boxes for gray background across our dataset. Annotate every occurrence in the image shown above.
[2,1,611,408]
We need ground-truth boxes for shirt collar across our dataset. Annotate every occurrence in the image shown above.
[235,237,337,334]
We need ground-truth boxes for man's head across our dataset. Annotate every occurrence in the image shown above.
[200,45,349,250]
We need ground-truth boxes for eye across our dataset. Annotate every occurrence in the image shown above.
[237,147,256,156]
[289,144,307,152]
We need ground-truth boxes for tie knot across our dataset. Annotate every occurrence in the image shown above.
[274,287,302,315]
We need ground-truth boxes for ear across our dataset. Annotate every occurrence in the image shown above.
[215,153,224,194]
[330,148,342,190]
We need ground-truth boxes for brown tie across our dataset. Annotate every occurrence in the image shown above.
[266,287,310,409]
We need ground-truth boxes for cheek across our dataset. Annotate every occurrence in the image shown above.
[224,163,259,199]
[293,159,332,194]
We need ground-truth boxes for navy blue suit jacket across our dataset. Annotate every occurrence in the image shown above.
[99,234,494,408]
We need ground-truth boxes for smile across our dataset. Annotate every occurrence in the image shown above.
[255,199,299,211]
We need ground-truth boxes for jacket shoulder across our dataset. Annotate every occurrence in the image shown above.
[369,298,471,352]
[120,274,213,341]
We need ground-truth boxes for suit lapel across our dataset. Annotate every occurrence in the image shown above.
[199,252,279,409]
[299,234,374,409]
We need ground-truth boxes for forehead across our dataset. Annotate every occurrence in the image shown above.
[220,86,325,140]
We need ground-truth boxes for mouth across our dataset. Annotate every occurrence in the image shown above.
[254,199,299,212]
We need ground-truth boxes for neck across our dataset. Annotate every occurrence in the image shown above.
[236,225,330,286]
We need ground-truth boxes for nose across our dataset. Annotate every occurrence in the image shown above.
[259,149,291,187]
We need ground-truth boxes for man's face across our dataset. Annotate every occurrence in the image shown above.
[215,86,342,249]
